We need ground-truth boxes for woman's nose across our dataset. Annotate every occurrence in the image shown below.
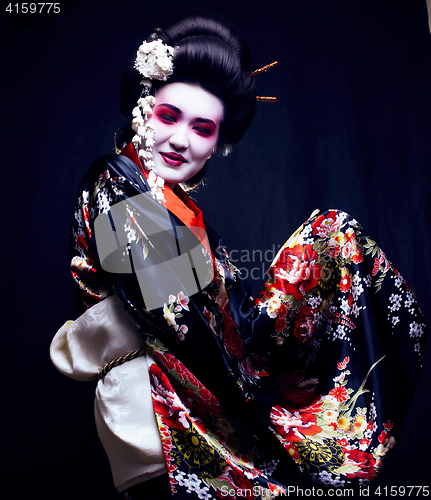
[169,125,189,150]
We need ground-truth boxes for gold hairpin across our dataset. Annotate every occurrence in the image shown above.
[256,96,277,102]
[251,61,278,76]
[252,61,278,102]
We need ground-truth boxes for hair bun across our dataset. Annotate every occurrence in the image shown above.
[154,9,253,72]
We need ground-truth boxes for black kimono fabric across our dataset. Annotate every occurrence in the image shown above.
[70,148,425,498]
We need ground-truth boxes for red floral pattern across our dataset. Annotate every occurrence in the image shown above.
[344,449,377,480]
[151,350,223,417]
[270,244,322,300]
[293,305,319,344]
[312,210,344,237]
[69,157,425,499]
[270,401,324,443]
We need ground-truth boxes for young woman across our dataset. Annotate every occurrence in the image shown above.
[50,10,426,500]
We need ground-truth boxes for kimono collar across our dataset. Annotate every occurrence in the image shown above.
[120,143,211,253]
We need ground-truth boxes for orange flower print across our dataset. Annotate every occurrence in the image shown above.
[337,357,350,370]
[338,438,349,447]
[329,385,349,402]
[351,240,364,264]
[340,268,352,293]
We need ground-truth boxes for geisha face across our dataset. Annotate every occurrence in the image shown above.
[146,82,224,189]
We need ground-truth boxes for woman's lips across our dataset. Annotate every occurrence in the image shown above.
[160,152,187,167]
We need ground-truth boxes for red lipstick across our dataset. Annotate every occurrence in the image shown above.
[160,152,187,166]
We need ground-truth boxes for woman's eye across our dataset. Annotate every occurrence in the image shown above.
[194,127,212,136]
[158,114,176,123]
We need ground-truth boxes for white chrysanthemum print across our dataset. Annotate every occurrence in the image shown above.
[302,224,313,238]
[389,294,402,312]
[308,295,322,309]
[317,470,334,486]
[174,472,211,498]
[405,291,415,308]
[335,324,346,340]
[369,402,377,420]
[340,297,351,315]
[351,302,361,318]
[394,273,404,288]
[409,322,424,338]
[391,316,400,326]
[351,282,364,301]
[96,188,111,214]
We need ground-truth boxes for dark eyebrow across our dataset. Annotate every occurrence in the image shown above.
[195,118,217,128]
[156,103,216,128]
[157,103,181,114]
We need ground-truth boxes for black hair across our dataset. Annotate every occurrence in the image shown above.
[118,10,256,188]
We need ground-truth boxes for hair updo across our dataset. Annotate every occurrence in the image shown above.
[119,10,256,160]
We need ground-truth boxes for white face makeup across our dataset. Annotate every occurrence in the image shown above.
[145,82,224,189]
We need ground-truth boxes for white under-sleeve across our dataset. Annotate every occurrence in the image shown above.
[50,295,167,491]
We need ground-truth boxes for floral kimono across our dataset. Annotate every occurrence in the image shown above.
[55,144,425,498]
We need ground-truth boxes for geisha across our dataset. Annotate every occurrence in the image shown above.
[50,10,426,500]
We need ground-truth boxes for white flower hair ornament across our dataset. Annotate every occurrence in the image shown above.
[134,39,174,81]
[131,39,175,205]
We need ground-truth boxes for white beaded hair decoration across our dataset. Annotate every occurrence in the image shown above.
[132,38,175,204]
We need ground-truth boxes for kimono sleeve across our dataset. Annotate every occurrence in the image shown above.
[70,157,112,310]
[220,209,426,485]
[224,209,425,421]
[69,154,151,311]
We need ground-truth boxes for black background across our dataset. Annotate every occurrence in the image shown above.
[1,0,430,497]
